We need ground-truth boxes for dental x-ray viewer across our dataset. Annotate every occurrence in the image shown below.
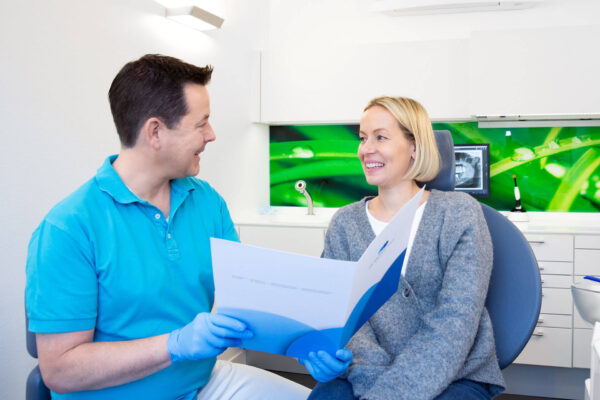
[25,54,310,400]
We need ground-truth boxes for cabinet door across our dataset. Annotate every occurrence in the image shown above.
[575,249,600,276]
[573,328,594,369]
[238,225,325,257]
[515,327,572,368]
[575,235,600,250]
[525,234,573,262]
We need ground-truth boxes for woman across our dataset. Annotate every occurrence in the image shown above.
[302,96,505,400]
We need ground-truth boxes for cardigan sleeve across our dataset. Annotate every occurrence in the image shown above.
[362,196,493,400]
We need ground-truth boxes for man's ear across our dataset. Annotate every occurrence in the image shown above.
[139,118,163,150]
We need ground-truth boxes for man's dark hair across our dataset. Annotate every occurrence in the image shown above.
[108,54,213,147]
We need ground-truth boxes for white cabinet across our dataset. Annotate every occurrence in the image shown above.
[516,233,574,367]
[575,329,595,369]
[575,250,600,276]
[517,232,600,369]
[571,235,600,369]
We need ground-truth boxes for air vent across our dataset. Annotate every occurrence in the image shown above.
[371,0,544,16]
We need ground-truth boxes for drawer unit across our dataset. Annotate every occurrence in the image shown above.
[575,235,600,249]
[575,249,600,276]
[515,327,572,368]
[573,328,594,369]
[526,234,573,262]
[540,288,573,315]
[537,261,573,275]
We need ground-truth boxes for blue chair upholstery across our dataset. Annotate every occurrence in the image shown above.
[26,313,51,400]
[425,130,542,369]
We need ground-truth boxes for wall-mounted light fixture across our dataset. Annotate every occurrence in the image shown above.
[165,6,224,31]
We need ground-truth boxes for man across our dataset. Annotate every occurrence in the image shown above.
[25,54,311,400]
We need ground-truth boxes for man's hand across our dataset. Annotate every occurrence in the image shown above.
[166,313,253,362]
[300,349,353,383]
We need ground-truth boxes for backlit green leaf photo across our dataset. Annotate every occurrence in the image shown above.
[270,123,600,212]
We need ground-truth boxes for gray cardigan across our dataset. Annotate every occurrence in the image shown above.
[324,190,505,400]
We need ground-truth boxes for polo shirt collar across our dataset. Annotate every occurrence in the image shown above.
[96,155,196,205]
[96,155,140,204]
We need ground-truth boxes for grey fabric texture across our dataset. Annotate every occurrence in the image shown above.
[323,189,505,400]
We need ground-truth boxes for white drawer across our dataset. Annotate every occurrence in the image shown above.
[540,274,572,289]
[526,234,573,262]
[540,288,573,315]
[515,327,572,368]
[574,301,595,329]
[536,313,572,329]
[537,261,572,275]
[573,328,594,369]
[575,249,600,276]
[575,235,600,250]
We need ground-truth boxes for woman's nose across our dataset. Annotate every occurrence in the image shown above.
[361,138,376,154]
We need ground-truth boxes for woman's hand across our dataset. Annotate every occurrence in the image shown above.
[300,349,353,383]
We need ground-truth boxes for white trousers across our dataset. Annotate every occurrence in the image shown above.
[196,360,311,400]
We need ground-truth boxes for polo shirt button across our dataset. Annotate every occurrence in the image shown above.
[154,213,161,219]
[167,233,171,239]
[403,288,410,298]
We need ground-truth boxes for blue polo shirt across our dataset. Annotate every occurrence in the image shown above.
[25,155,239,400]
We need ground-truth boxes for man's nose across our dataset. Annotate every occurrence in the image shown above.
[205,123,216,142]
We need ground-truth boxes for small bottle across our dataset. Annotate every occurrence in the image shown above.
[512,174,526,212]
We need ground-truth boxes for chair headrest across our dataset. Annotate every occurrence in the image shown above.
[419,130,455,192]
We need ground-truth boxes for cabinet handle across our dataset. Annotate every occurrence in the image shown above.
[529,240,546,244]
[532,330,544,337]
[538,266,545,271]
[537,318,544,324]
[540,279,545,284]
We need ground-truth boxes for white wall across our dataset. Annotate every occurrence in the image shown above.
[0,1,267,398]
[2,0,600,398]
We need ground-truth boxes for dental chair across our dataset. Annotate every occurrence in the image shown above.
[431,130,542,370]
[26,313,51,400]
[310,130,542,398]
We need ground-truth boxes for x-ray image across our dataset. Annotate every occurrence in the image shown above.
[455,150,483,190]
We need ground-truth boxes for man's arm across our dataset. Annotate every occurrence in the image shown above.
[37,330,171,393]
[37,312,253,394]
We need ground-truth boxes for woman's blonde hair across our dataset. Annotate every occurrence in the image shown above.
[364,96,440,182]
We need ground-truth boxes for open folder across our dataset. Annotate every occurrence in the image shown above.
[211,188,423,360]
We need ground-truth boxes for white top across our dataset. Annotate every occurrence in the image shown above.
[366,200,426,277]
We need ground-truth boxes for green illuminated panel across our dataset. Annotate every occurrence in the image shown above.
[270,123,600,212]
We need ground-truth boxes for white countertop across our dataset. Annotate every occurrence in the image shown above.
[234,207,600,234]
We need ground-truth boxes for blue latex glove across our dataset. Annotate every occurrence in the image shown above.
[167,313,253,363]
[299,349,353,383]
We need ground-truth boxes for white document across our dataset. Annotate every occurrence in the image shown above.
[211,188,423,358]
